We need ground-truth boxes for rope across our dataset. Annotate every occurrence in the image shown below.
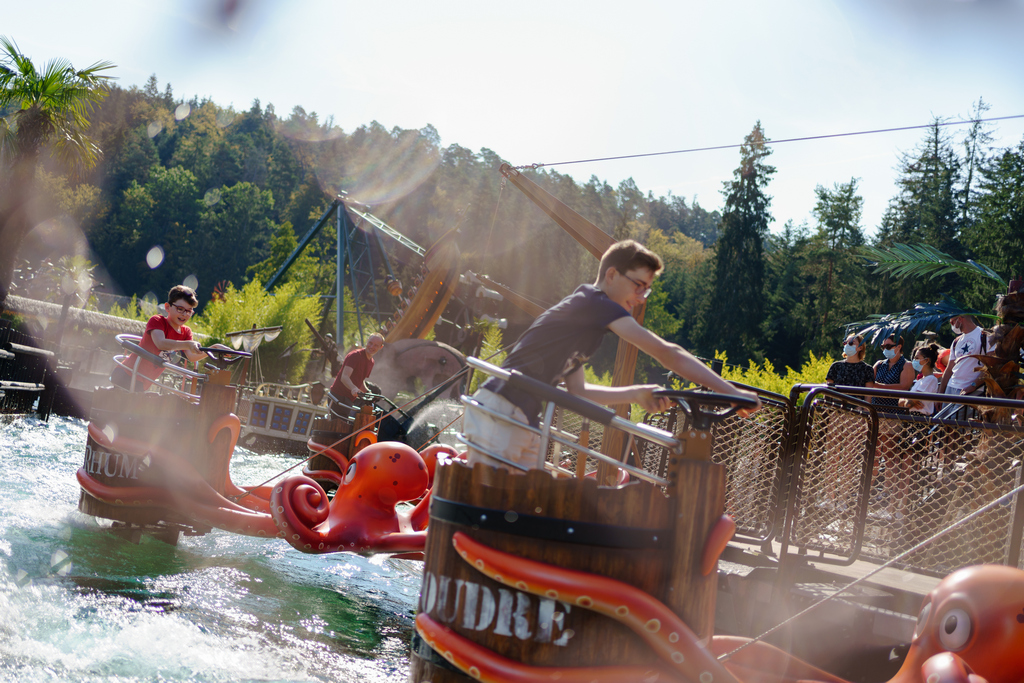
[716,478,1024,662]
[510,114,1024,171]
[229,364,473,501]
[230,344,517,500]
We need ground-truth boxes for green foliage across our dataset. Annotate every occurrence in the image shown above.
[12,63,1024,384]
[106,294,152,322]
[584,366,613,386]
[468,322,506,393]
[848,294,995,345]
[859,242,1005,287]
[694,122,775,364]
[0,35,115,170]
[716,349,831,397]
[198,278,321,384]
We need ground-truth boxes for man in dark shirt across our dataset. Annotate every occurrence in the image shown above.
[465,240,760,470]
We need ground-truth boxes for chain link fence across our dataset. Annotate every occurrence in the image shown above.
[624,384,1024,578]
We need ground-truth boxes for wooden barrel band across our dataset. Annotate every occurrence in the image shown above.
[430,496,671,550]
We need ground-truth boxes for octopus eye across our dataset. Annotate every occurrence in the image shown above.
[343,462,357,486]
[912,601,931,641]
[938,608,971,651]
[439,357,447,366]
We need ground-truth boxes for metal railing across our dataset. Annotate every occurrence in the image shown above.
[622,382,1024,578]
[113,334,206,402]
[458,357,681,486]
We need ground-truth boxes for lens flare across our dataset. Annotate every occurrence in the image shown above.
[146,246,165,269]
[147,121,163,138]
[174,103,192,121]
[314,127,441,205]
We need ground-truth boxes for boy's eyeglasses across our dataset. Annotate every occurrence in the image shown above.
[622,273,653,299]
[170,302,195,316]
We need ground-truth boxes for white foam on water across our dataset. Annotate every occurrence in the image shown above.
[0,415,419,682]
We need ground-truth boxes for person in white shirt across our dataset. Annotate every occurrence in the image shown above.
[900,344,940,415]
[938,315,986,396]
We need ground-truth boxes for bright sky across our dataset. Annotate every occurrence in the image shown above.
[7,0,1024,238]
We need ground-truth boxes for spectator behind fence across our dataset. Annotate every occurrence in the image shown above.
[938,315,987,397]
[900,344,940,415]
[871,335,915,408]
[825,333,875,389]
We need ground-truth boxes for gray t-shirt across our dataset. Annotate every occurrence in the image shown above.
[482,284,630,423]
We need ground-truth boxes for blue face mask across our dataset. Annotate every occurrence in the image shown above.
[883,348,897,360]
[912,359,923,372]
[844,344,857,357]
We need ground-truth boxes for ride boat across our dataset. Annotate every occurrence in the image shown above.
[76,333,281,544]
[75,333,457,552]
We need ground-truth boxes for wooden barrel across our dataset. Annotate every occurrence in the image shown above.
[307,416,354,474]
[78,383,238,532]
[410,461,678,681]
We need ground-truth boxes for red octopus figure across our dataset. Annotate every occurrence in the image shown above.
[271,441,430,554]
[418,533,1021,683]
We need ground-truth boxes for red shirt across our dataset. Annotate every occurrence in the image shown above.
[330,348,375,398]
[123,315,193,386]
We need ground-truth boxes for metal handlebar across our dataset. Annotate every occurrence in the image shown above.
[465,356,681,452]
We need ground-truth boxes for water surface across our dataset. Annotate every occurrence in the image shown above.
[0,416,419,682]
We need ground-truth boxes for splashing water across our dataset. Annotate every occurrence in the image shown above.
[405,399,463,451]
[0,416,420,682]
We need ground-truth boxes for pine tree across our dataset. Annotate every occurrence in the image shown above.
[696,122,775,362]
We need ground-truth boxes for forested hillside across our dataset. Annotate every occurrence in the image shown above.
[17,78,1024,375]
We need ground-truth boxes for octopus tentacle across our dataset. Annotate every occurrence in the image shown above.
[300,467,345,489]
[415,613,680,683]
[269,475,334,551]
[305,438,350,472]
[206,414,273,514]
[708,637,849,683]
[451,532,742,683]
[409,488,432,531]
[207,414,241,451]
[701,515,736,576]
[77,468,280,537]
[919,653,985,683]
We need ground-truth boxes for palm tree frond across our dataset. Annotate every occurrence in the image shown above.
[846,294,998,345]
[858,242,1007,287]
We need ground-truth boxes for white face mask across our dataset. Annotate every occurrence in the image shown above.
[844,344,857,357]
[883,347,897,360]
[951,323,962,335]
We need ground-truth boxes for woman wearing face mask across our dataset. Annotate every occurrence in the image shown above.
[825,333,876,389]
[899,344,940,415]
[871,334,916,520]
[888,343,942,522]
[872,335,915,408]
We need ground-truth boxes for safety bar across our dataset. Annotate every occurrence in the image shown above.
[114,334,205,400]
[467,357,681,450]
[463,357,681,485]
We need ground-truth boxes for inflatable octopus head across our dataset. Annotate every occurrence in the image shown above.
[893,564,1024,683]
[343,441,429,508]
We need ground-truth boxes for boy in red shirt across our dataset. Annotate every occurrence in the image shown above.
[110,285,222,391]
